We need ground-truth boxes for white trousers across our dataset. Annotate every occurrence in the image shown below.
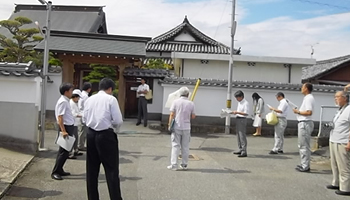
[330,142,350,192]
[272,118,287,152]
[170,129,191,166]
[298,121,314,169]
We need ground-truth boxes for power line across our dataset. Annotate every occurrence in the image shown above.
[290,0,350,11]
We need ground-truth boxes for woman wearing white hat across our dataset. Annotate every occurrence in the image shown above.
[69,89,84,159]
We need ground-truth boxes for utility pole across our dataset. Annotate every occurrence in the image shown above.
[225,0,237,134]
[39,0,52,149]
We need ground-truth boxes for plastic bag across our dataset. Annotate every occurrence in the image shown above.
[266,111,278,125]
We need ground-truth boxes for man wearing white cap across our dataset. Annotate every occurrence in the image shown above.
[69,89,84,159]
[167,87,195,170]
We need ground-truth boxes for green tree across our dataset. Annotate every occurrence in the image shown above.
[143,58,173,70]
[83,64,119,97]
[0,16,43,64]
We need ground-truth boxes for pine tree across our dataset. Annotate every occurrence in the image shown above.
[0,16,44,65]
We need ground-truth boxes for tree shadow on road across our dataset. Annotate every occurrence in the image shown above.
[6,186,62,198]
[189,167,250,174]
[310,169,332,174]
[248,154,293,160]
[120,176,143,182]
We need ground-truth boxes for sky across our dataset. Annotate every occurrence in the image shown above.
[0,0,349,60]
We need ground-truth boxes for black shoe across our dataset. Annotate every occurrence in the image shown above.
[238,154,247,158]
[326,185,339,190]
[78,147,87,151]
[278,150,284,154]
[68,155,77,159]
[295,167,310,172]
[335,190,350,196]
[233,151,242,155]
[144,124,147,127]
[51,174,63,180]
[269,150,278,154]
[74,152,83,156]
[136,122,141,126]
[60,171,71,176]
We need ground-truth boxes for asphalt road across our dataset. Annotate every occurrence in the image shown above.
[2,130,346,200]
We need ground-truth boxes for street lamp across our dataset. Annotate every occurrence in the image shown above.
[38,0,52,150]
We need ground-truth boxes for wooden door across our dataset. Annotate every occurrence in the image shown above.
[125,80,140,118]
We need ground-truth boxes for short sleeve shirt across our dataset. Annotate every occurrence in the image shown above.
[170,97,195,130]
[330,105,350,144]
[55,95,74,125]
[277,98,289,118]
[137,84,150,97]
[297,94,315,121]
[237,99,249,118]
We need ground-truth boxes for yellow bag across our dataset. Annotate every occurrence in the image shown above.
[266,111,278,125]
[145,89,153,100]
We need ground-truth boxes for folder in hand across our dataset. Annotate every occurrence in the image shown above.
[55,132,76,151]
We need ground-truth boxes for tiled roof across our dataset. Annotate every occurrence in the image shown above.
[0,62,61,77]
[0,61,40,77]
[123,68,171,78]
[160,77,343,93]
[35,31,151,57]
[146,16,236,55]
[143,58,173,65]
[302,54,350,80]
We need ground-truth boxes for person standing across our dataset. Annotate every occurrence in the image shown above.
[83,78,123,200]
[252,92,264,136]
[268,92,289,154]
[136,78,149,127]
[293,83,315,172]
[167,87,195,171]
[78,82,92,151]
[51,83,75,181]
[69,89,84,159]
[232,90,249,158]
[326,91,350,196]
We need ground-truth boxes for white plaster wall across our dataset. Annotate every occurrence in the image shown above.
[182,59,302,84]
[174,32,196,42]
[0,76,41,104]
[45,73,62,111]
[162,84,338,122]
[148,79,163,114]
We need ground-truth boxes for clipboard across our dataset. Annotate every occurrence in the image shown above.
[55,132,76,151]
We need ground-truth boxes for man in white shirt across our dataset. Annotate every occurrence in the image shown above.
[326,91,350,196]
[167,87,195,170]
[52,83,75,181]
[69,89,84,159]
[293,83,315,172]
[136,78,149,127]
[83,78,123,200]
[269,92,289,154]
[231,90,249,157]
[78,82,91,151]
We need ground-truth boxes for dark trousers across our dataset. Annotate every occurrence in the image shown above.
[52,125,74,175]
[137,96,148,125]
[86,128,122,200]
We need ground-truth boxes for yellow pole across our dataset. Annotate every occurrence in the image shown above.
[190,78,201,101]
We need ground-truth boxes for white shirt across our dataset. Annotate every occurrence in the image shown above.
[277,98,289,118]
[170,97,195,130]
[236,98,249,118]
[137,84,149,97]
[78,90,89,111]
[55,95,74,126]
[297,94,315,121]
[330,105,350,144]
[83,91,123,131]
[70,99,82,126]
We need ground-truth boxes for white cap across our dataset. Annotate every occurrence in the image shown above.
[72,89,82,97]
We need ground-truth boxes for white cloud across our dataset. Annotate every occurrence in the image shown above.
[0,0,349,60]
